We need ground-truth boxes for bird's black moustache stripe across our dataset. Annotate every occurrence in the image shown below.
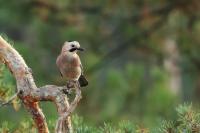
[69,48,77,52]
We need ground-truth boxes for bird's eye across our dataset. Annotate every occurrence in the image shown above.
[71,44,75,47]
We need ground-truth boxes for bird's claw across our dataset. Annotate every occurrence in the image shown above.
[62,88,72,95]
[66,81,75,88]
[64,80,81,95]
[64,81,75,95]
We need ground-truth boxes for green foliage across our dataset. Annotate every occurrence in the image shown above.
[146,67,177,118]
[72,114,136,133]
[0,104,200,133]
[0,122,9,133]
[75,104,200,133]
[158,120,176,133]
[66,104,200,133]
[159,103,200,133]
[0,65,20,110]
[176,104,200,132]
[0,119,37,133]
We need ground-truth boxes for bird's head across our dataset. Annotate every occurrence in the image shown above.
[61,41,84,53]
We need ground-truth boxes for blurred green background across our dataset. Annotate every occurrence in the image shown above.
[0,0,200,131]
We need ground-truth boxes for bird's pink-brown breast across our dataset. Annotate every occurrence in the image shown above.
[56,53,81,80]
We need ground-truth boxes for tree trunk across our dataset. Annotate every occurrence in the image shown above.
[163,38,181,95]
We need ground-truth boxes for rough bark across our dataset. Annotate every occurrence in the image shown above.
[0,36,82,133]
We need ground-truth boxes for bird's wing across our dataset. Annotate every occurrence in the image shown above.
[78,62,89,87]
[76,55,84,75]
[76,55,88,87]
[56,55,63,77]
[59,71,63,77]
[80,63,84,75]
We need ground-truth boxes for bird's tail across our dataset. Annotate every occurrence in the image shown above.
[78,74,88,87]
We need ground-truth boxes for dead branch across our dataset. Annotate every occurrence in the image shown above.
[0,36,82,133]
[56,84,82,133]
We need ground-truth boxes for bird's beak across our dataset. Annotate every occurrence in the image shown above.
[76,47,85,51]
[69,47,85,52]
[69,48,77,52]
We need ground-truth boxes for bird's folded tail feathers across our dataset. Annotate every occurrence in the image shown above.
[78,74,88,87]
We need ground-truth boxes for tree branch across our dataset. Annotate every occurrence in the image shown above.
[0,36,81,133]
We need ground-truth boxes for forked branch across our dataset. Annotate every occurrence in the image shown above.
[0,36,82,133]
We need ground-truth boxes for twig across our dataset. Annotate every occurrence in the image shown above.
[0,91,19,107]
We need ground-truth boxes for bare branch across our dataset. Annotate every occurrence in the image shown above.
[56,84,82,133]
[0,35,50,133]
[0,36,82,133]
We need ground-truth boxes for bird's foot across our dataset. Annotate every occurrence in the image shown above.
[62,88,72,95]
[67,81,74,88]
[64,80,81,95]
[74,80,81,90]
[65,80,77,94]
[68,80,81,88]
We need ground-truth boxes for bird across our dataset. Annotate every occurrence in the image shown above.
[56,41,88,88]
